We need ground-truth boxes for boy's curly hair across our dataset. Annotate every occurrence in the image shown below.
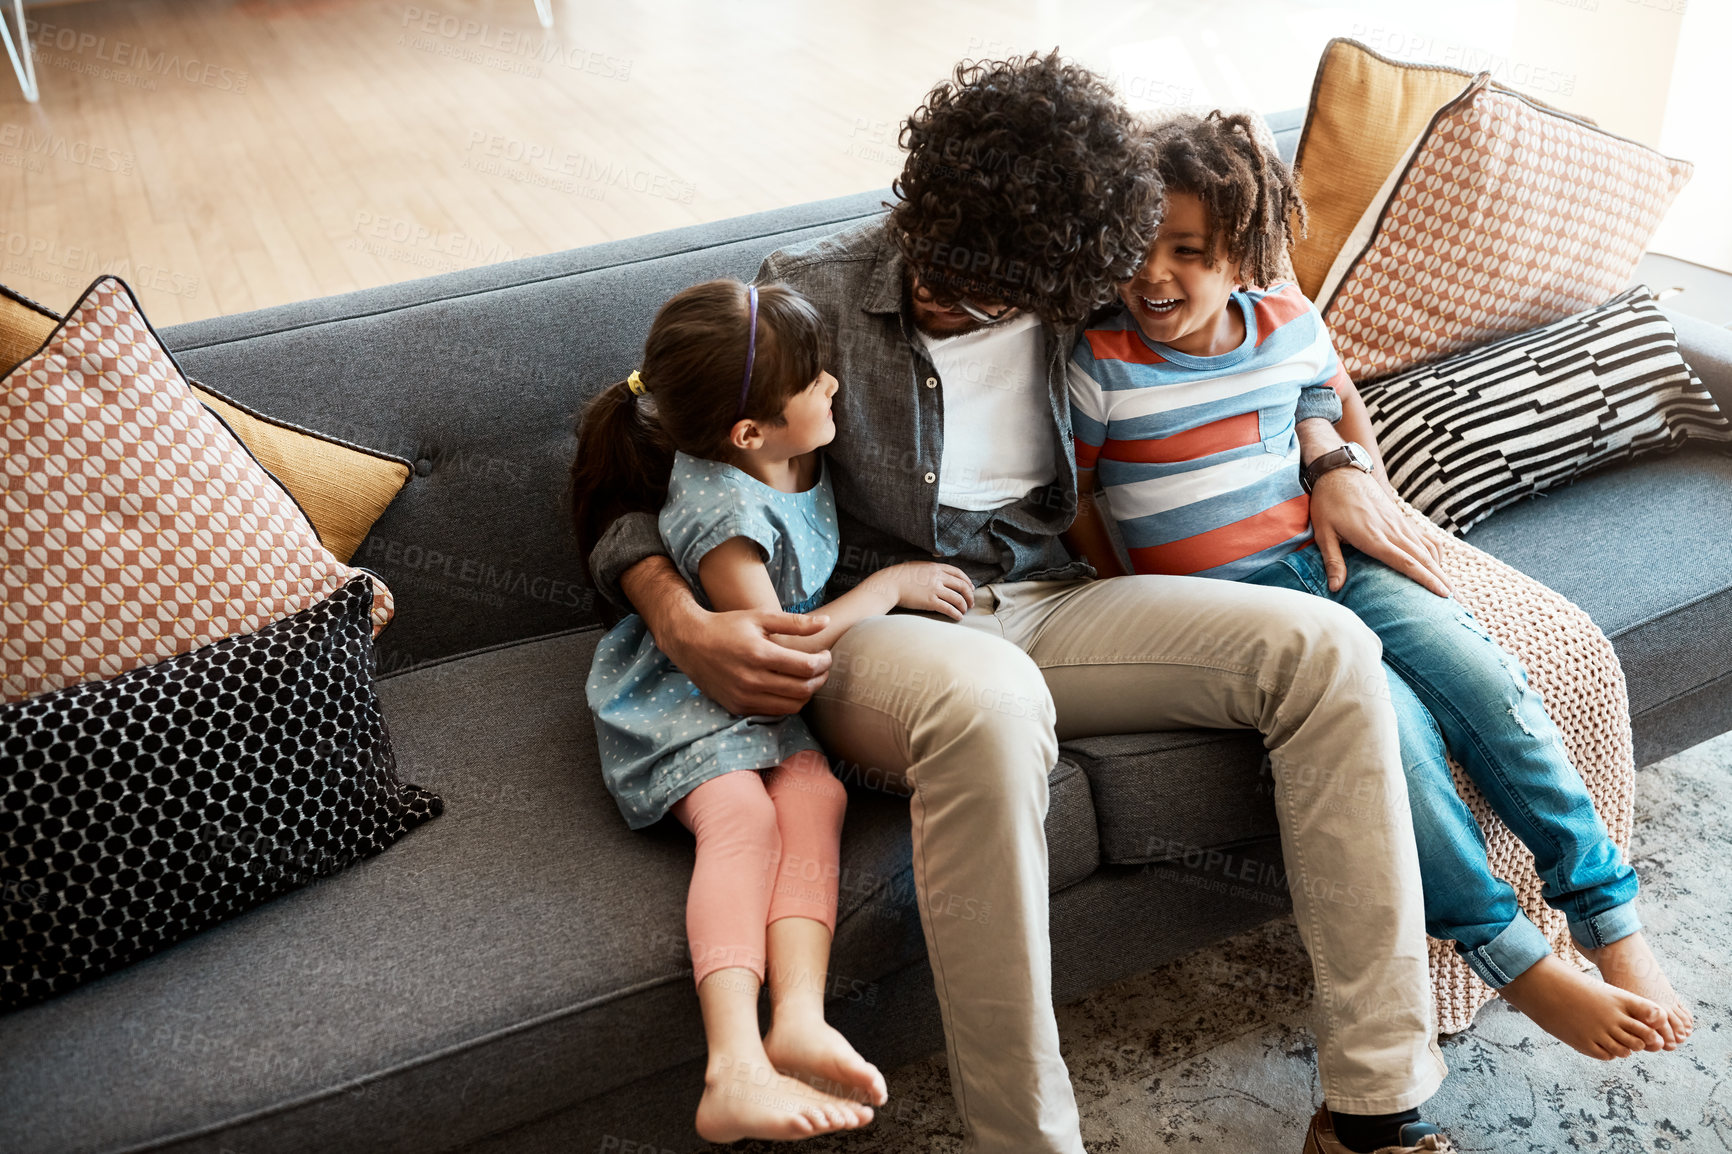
[1143,111,1306,288]
[889,51,1165,326]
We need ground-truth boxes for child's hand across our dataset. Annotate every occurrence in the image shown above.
[881,562,976,620]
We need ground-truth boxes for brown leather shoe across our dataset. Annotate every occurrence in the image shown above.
[1303,1104,1456,1153]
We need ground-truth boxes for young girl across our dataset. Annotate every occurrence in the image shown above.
[571,279,975,1143]
[1065,112,1690,1143]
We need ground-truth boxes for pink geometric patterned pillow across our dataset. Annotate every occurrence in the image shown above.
[0,277,393,703]
[1320,75,1692,383]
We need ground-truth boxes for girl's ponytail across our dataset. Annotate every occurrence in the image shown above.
[569,377,675,569]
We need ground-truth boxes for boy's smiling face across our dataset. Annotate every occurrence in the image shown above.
[1119,191,1246,358]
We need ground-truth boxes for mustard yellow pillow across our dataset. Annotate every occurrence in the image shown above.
[190,385,411,563]
[0,283,59,368]
[1289,38,1479,300]
[0,283,410,564]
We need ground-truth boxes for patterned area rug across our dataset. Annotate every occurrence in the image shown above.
[729,731,1732,1153]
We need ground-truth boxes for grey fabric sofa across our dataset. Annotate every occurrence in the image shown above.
[5,111,1731,1154]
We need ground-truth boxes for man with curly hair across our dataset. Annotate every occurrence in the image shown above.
[590,52,1456,1154]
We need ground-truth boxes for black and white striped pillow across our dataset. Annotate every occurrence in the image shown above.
[1360,285,1732,535]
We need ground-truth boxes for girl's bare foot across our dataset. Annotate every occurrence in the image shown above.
[764,1014,889,1106]
[1499,953,1666,1059]
[1580,932,1694,1049]
[696,1049,875,1144]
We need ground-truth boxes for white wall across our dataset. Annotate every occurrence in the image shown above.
[1649,0,1732,272]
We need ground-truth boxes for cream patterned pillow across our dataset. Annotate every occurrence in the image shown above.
[1320,75,1692,383]
[0,282,412,565]
[0,277,393,703]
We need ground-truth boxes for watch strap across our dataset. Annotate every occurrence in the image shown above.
[1302,443,1370,494]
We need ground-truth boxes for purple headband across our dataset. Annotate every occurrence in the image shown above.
[735,284,759,420]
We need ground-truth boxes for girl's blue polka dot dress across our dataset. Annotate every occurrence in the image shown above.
[587,450,841,829]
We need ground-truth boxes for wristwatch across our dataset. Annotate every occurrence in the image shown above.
[1301,441,1374,494]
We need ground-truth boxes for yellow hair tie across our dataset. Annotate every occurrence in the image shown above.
[627,369,646,395]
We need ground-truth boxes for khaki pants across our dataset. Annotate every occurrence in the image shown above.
[807,575,1447,1154]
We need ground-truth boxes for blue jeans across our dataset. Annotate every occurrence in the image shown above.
[1244,543,1640,987]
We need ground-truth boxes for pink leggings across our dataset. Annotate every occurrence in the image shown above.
[669,750,847,987]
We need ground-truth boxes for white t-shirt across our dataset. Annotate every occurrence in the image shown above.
[916,312,1055,511]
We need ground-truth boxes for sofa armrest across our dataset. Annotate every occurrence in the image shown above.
[1663,304,1732,416]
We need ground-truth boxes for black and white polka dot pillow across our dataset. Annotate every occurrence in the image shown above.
[0,574,441,1011]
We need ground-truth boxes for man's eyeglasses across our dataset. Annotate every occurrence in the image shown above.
[910,277,1019,325]
[953,297,1018,324]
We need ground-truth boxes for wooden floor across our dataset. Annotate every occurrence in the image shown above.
[0,0,1715,326]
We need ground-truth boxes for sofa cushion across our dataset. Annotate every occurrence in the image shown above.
[0,628,1099,1154]
[1061,730,1273,866]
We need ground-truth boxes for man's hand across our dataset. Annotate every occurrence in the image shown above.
[622,554,833,715]
[662,604,833,715]
[1310,465,1452,597]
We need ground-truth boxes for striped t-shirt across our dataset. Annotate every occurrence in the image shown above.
[1068,283,1349,581]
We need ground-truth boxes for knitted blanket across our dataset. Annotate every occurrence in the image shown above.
[1395,497,1637,1035]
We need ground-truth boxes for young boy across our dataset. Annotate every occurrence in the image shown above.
[1065,110,1693,1154]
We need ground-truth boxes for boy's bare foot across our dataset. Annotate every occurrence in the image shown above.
[1499,953,1666,1059]
[1580,933,1694,1049]
[696,1050,874,1143]
[764,1015,890,1106]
